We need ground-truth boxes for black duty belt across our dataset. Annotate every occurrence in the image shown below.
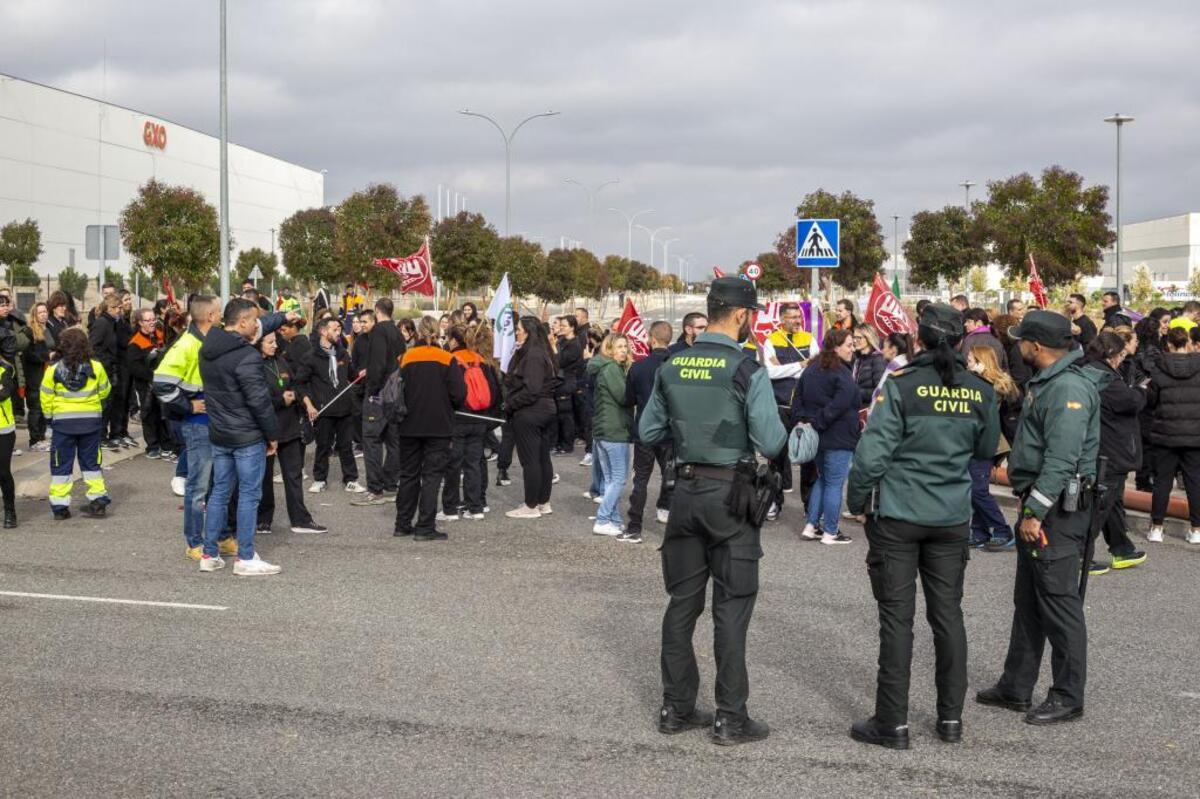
[676,463,736,482]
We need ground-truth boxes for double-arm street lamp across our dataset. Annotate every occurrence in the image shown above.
[565,178,619,249]
[608,207,654,260]
[635,224,672,268]
[458,109,560,235]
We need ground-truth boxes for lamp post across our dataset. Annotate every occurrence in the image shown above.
[675,254,695,284]
[1104,113,1134,298]
[458,109,560,236]
[892,214,900,283]
[218,0,230,301]
[959,180,975,210]
[661,237,680,275]
[635,224,672,268]
[608,208,654,260]
[565,178,619,249]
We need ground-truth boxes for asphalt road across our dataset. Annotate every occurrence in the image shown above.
[1,450,1197,798]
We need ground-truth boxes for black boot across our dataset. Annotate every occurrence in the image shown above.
[658,705,713,735]
[850,717,910,750]
[975,685,1031,712]
[52,507,71,521]
[937,719,963,743]
[711,712,769,746]
[3,508,16,529]
[1025,698,1083,726]
[81,499,107,519]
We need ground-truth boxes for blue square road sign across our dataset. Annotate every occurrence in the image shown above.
[795,219,839,268]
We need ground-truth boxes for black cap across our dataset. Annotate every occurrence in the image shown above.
[1009,310,1074,348]
[919,303,964,340]
[708,277,765,312]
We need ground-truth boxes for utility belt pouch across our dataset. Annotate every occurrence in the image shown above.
[1061,475,1082,513]
[750,464,781,527]
[725,457,759,523]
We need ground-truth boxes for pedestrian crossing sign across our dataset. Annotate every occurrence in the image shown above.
[795,219,840,268]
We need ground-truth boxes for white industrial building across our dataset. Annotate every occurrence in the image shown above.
[0,73,323,285]
[1095,212,1200,290]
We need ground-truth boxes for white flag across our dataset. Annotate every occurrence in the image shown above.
[486,273,517,372]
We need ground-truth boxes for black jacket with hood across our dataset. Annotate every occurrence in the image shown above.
[198,326,279,447]
[1146,351,1200,449]
[1084,356,1146,473]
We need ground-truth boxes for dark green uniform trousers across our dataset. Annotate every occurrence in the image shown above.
[660,474,762,719]
[866,516,970,725]
[998,505,1089,708]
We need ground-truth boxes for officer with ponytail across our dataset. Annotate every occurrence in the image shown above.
[844,304,1000,750]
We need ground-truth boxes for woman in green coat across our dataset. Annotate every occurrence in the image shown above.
[587,333,634,536]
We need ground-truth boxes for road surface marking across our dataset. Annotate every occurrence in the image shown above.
[0,591,228,611]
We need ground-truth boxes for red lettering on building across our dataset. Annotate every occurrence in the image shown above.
[143,121,167,150]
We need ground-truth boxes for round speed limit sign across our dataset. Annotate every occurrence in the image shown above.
[745,263,762,280]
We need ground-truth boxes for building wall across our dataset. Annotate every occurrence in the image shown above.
[0,73,323,283]
[1097,212,1200,285]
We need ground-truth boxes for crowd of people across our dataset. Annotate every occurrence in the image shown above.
[3,276,1198,579]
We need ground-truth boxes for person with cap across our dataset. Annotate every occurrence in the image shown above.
[976,309,1102,726]
[0,328,19,527]
[843,304,999,750]
[638,277,787,746]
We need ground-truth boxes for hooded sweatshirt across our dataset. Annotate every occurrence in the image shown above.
[198,326,279,447]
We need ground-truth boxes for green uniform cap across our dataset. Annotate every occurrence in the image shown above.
[1009,310,1073,349]
[708,277,765,311]
[919,303,964,340]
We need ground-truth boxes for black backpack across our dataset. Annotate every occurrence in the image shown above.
[380,368,407,424]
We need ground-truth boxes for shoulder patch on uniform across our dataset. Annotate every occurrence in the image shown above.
[1066,401,1082,410]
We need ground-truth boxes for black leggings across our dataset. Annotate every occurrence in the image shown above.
[512,403,556,508]
[0,432,14,510]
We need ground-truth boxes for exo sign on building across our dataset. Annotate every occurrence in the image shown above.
[143,121,167,150]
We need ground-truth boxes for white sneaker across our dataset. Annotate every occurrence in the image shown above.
[801,523,820,540]
[31,441,51,452]
[233,555,282,576]
[309,481,327,494]
[344,481,367,493]
[436,511,459,522]
[1187,529,1200,545]
[505,505,541,519]
[1147,526,1164,543]
[273,473,284,484]
[552,473,561,484]
[593,494,603,504]
[579,453,593,467]
[461,512,485,520]
[581,491,595,499]
[656,509,670,524]
[171,476,186,497]
[199,555,224,572]
[537,503,553,515]
[482,506,491,513]
[821,532,853,545]
[592,521,623,536]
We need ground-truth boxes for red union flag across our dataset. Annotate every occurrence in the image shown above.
[865,273,917,336]
[712,266,725,279]
[752,301,781,347]
[1028,253,1048,308]
[373,237,434,296]
[615,299,650,361]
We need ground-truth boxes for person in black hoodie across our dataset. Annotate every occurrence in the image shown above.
[503,316,561,519]
[621,320,673,544]
[553,316,584,455]
[1145,327,1200,544]
[88,295,124,450]
[359,297,406,503]
[1083,332,1148,572]
[197,298,281,576]
[1100,292,1133,330]
[255,330,326,535]
[299,316,363,494]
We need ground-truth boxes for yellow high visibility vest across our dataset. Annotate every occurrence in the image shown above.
[41,359,111,421]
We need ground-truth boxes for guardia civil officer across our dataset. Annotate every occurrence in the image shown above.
[639,277,787,746]
[976,310,1100,725]
[844,304,999,750]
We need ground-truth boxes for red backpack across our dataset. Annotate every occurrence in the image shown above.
[459,355,492,412]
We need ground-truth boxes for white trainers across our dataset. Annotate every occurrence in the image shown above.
[537,503,553,515]
[656,508,670,524]
[801,523,820,540]
[233,555,282,576]
[505,505,542,519]
[593,494,603,505]
[436,511,459,522]
[592,521,623,536]
[1187,529,1200,545]
[581,491,595,499]
[171,476,186,497]
[461,512,485,520]
[273,473,284,484]
[1147,526,1164,543]
[580,453,593,467]
[344,481,367,493]
[199,555,224,572]
[552,473,561,484]
[309,480,327,494]
[821,532,853,545]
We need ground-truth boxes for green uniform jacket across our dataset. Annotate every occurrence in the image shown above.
[846,353,1000,526]
[587,353,633,442]
[639,332,787,464]
[1007,349,1102,520]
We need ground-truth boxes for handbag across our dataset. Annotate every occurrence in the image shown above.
[788,422,819,465]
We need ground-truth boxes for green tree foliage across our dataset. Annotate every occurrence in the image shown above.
[279,207,337,288]
[570,249,607,300]
[603,255,630,293]
[975,166,1114,287]
[539,249,577,305]
[0,218,43,286]
[1129,265,1160,309]
[775,190,886,291]
[235,247,278,286]
[432,212,500,293]
[103,267,126,290]
[625,260,659,293]
[57,267,91,299]
[129,264,157,301]
[493,236,546,298]
[903,206,986,289]
[1188,269,1200,300]
[967,266,988,295]
[119,179,220,291]
[9,263,40,287]
[334,184,431,292]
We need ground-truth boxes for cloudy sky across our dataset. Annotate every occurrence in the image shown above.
[5,0,1199,280]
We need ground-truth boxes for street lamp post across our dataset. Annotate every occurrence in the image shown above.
[1105,113,1134,298]
[458,109,560,236]
[892,214,900,285]
[661,237,680,276]
[675,254,695,284]
[565,178,619,249]
[635,224,672,268]
[218,0,230,301]
[959,180,975,211]
[608,208,654,260]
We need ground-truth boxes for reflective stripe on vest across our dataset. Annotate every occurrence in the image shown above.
[154,329,204,392]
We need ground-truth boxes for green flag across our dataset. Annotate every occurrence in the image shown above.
[891,273,901,297]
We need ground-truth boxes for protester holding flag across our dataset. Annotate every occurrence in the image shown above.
[299,317,365,495]
[587,333,635,537]
[503,317,561,520]
[757,302,812,519]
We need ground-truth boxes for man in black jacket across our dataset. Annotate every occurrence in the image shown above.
[1100,292,1133,330]
[554,316,584,455]
[88,295,124,449]
[299,316,364,495]
[358,297,406,504]
[621,320,674,544]
[197,298,281,576]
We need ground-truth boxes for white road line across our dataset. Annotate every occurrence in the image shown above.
[0,591,228,611]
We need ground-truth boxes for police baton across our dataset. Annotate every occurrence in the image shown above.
[310,372,366,421]
[455,410,506,425]
[1079,455,1109,600]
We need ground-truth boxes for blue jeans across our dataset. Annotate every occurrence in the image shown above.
[595,440,630,527]
[968,458,1009,544]
[807,449,853,535]
[172,420,188,478]
[203,441,266,560]
[181,422,212,548]
[590,440,606,497]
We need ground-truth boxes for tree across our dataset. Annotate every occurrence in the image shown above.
[539,249,577,305]
[334,184,431,292]
[129,263,157,301]
[432,212,500,293]
[119,179,220,291]
[279,207,337,288]
[104,267,126,290]
[967,266,988,295]
[975,166,1115,287]
[1189,269,1200,300]
[1129,264,1160,309]
[902,206,986,289]
[0,218,43,287]
[235,247,278,286]
[57,267,90,299]
[569,248,607,301]
[493,236,546,300]
[603,255,631,293]
[625,260,658,294]
[774,190,886,291]
[9,264,41,287]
